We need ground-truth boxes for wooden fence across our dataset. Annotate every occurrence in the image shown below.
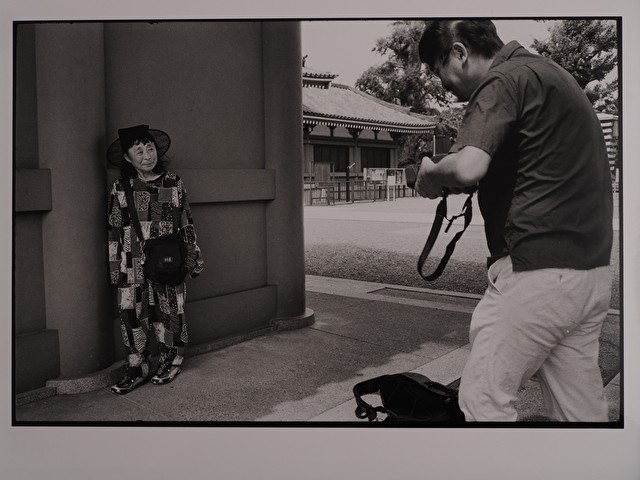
[303,180,417,206]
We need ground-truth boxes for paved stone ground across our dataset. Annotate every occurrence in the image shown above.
[13,275,620,423]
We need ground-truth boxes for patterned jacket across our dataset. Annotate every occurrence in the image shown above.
[107,171,204,286]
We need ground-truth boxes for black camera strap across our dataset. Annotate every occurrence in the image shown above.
[417,193,474,281]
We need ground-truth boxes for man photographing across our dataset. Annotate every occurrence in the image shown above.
[415,20,614,421]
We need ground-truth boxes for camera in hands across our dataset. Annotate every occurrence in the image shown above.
[404,154,477,195]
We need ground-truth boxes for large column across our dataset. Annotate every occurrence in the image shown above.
[262,22,314,328]
[36,23,113,377]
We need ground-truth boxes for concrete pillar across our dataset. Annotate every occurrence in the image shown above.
[262,22,313,326]
[35,23,112,377]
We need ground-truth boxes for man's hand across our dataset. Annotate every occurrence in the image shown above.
[415,156,444,199]
[414,147,491,199]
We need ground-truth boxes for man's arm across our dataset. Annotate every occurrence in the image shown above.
[415,146,491,199]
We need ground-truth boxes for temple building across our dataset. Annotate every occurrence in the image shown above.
[301,67,437,183]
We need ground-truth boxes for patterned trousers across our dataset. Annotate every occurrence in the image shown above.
[117,282,188,367]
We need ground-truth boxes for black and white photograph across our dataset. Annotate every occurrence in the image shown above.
[2,1,640,479]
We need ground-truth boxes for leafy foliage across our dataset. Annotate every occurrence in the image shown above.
[355,20,451,114]
[532,19,618,113]
[355,21,462,161]
[355,19,619,160]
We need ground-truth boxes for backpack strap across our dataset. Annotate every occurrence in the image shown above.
[417,193,474,281]
[352,375,390,422]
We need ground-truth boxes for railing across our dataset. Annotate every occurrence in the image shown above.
[304,178,621,205]
[303,180,417,206]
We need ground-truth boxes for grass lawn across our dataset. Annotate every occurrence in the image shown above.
[305,231,621,310]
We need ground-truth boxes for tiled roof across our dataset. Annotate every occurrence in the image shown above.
[303,82,436,133]
[302,66,338,79]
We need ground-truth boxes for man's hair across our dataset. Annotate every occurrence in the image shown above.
[419,20,504,71]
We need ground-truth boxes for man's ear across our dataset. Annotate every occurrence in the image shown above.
[451,42,469,64]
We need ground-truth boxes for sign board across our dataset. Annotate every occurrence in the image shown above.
[363,168,405,185]
[386,168,405,186]
[363,168,387,182]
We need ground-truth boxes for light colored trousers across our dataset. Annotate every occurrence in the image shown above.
[459,256,613,421]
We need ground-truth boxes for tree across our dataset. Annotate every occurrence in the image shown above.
[355,21,461,161]
[532,19,618,113]
[355,20,451,114]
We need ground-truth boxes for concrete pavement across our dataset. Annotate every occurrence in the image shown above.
[14,274,621,424]
[14,196,621,424]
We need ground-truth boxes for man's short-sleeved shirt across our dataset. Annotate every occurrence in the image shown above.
[450,41,613,271]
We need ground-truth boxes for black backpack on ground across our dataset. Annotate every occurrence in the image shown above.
[353,372,465,424]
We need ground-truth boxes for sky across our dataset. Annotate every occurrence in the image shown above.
[301,19,554,86]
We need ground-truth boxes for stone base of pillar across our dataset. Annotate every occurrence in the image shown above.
[15,360,123,405]
[14,386,57,407]
[46,360,125,395]
[272,308,315,331]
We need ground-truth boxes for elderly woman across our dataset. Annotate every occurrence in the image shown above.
[107,124,204,394]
